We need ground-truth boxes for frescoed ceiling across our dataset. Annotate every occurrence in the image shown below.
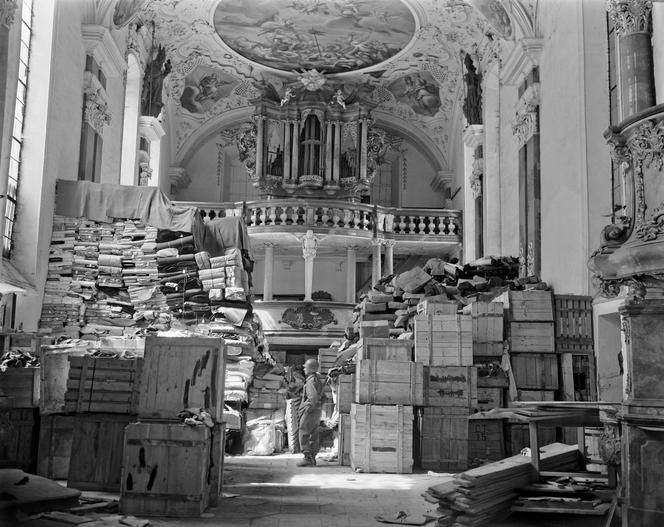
[125,0,524,169]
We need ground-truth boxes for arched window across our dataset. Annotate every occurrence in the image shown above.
[120,53,141,185]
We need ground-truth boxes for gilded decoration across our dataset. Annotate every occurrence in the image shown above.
[279,305,338,330]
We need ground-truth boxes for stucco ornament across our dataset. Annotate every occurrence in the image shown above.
[83,88,112,135]
[0,0,17,27]
[470,157,483,199]
[301,230,318,260]
[299,69,326,91]
[606,0,652,37]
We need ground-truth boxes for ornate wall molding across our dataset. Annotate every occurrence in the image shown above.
[300,230,318,261]
[82,24,127,78]
[512,83,540,148]
[83,88,112,135]
[278,305,337,330]
[606,0,653,37]
[470,157,483,200]
[0,0,18,27]
[168,166,190,193]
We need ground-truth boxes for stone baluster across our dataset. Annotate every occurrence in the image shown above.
[408,216,416,234]
[398,214,407,234]
[321,207,330,226]
[268,207,277,225]
[419,216,427,233]
[250,208,258,227]
[332,208,341,228]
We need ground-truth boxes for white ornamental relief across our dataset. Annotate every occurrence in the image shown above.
[83,88,111,135]
[0,0,18,27]
[606,0,652,37]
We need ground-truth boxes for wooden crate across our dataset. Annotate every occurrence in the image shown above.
[560,353,598,402]
[37,414,74,479]
[515,389,556,402]
[139,336,226,422]
[359,321,390,339]
[510,353,559,390]
[467,415,506,465]
[338,413,351,466]
[209,423,226,507]
[508,322,555,353]
[418,407,469,471]
[40,351,71,415]
[336,374,355,414]
[471,302,504,357]
[0,367,40,408]
[67,413,133,491]
[554,295,594,354]
[508,423,557,455]
[494,290,554,322]
[417,300,458,316]
[413,314,473,366]
[355,360,424,406]
[357,338,413,361]
[120,422,211,517]
[477,387,503,410]
[318,346,338,374]
[285,398,300,454]
[423,366,478,408]
[350,404,413,474]
[0,408,39,471]
[65,356,143,414]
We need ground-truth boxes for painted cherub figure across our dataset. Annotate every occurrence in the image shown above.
[331,89,346,109]
[280,87,295,106]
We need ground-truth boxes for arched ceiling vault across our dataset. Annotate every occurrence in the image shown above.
[122,0,528,172]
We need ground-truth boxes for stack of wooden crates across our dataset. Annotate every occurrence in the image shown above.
[119,336,227,517]
[414,302,477,471]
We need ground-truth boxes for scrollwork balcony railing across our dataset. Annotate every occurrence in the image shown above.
[174,199,462,239]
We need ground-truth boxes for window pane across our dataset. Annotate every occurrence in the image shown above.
[8,160,19,187]
[22,2,32,25]
[18,60,27,83]
[14,99,24,121]
[20,41,29,62]
[7,176,17,201]
[16,81,26,104]
[10,138,21,160]
[13,117,23,139]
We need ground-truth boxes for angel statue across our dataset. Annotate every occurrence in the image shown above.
[280,87,295,106]
[331,89,346,109]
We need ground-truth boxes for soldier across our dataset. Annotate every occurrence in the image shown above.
[297,358,325,467]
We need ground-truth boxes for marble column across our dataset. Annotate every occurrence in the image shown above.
[325,122,333,182]
[383,239,396,277]
[607,0,655,119]
[291,120,299,180]
[255,116,264,180]
[462,125,485,263]
[618,298,664,526]
[371,238,382,286]
[283,121,292,181]
[346,245,357,303]
[301,230,317,302]
[333,122,341,183]
[263,243,275,301]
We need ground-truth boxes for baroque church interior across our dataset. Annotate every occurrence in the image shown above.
[0,0,663,526]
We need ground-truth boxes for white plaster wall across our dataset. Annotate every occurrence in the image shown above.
[538,0,610,295]
[14,1,83,330]
[253,257,348,302]
[400,148,446,208]
[181,139,225,202]
[498,84,519,258]
[100,73,125,184]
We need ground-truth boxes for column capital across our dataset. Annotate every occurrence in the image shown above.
[263,242,276,249]
[382,239,397,248]
[462,124,485,148]
[370,238,383,247]
[346,244,359,252]
[300,229,318,260]
[606,0,652,37]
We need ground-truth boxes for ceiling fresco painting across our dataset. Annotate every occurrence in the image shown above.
[132,0,516,169]
[179,66,240,114]
[212,0,417,74]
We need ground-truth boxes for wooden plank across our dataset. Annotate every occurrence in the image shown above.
[120,422,211,517]
[355,360,424,406]
[508,322,555,353]
[338,413,351,466]
[477,387,503,411]
[336,374,355,414]
[417,300,458,316]
[510,353,559,390]
[554,294,594,354]
[424,366,478,408]
[471,302,504,358]
[208,423,226,507]
[508,423,557,456]
[560,353,575,401]
[357,338,413,361]
[359,321,390,339]
[40,351,70,415]
[350,403,413,474]
[37,414,74,480]
[139,336,226,422]
[67,413,133,492]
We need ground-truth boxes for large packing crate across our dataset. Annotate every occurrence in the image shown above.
[336,374,355,414]
[418,407,469,471]
[355,360,424,406]
[508,322,555,353]
[350,403,413,474]
[0,367,40,408]
[554,295,594,354]
[469,302,504,357]
[417,300,458,316]
[467,415,507,466]
[423,366,478,408]
[359,320,390,339]
[494,290,554,322]
[139,336,226,422]
[65,356,143,414]
[0,408,39,471]
[560,353,598,402]
[318,346,338,374]
[477,387,504,411]
[67,413,133,491]
[413,314,472,366]
[515,389,555,402]
[37,414,75,479]
[120,422,211,517]
[357,338,413,361]
[510,353,559,390]
[338,412,351,466]
[40,351,70,415]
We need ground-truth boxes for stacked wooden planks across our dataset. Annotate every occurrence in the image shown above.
[424,443,581,526]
